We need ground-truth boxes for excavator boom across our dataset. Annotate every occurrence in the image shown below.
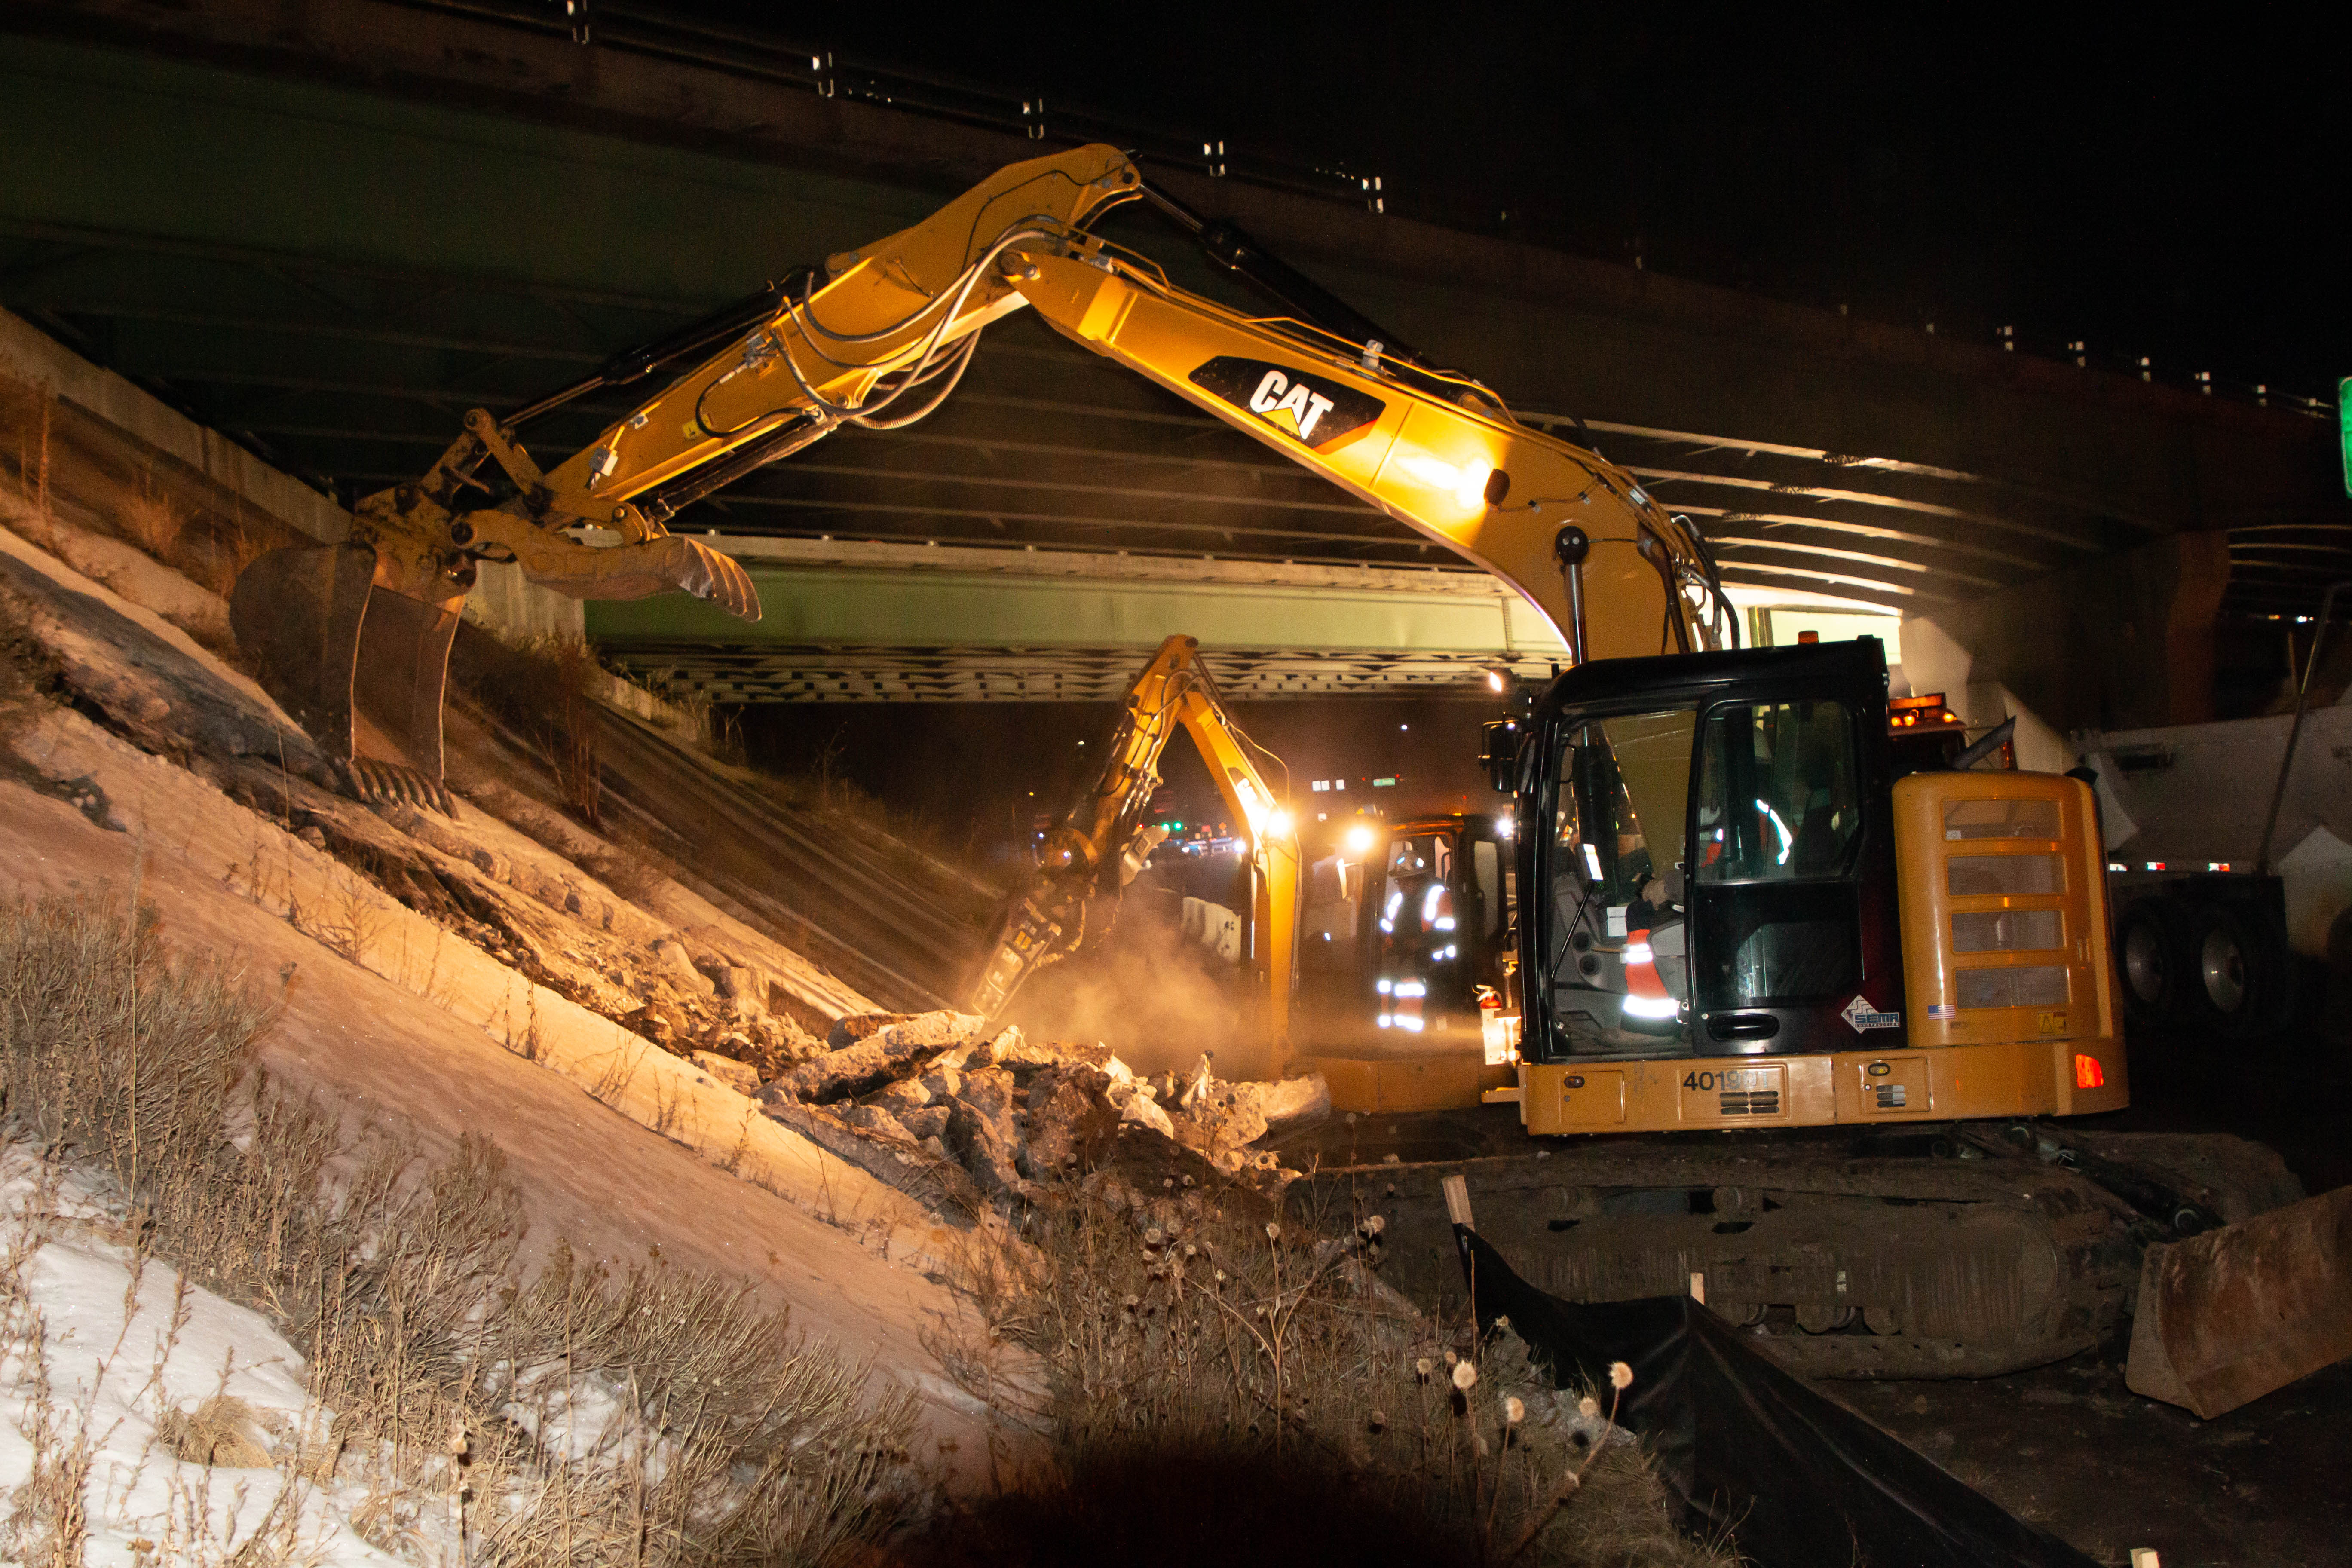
[234,141,1729,802]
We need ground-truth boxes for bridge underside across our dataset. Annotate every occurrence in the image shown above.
[0,4,2343,719]
[607,644,1543,704]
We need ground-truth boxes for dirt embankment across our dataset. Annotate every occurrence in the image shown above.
[0,481,1026,1481]
[0,438,1340,1496]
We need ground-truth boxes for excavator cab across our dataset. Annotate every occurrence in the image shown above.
[1360,815,1518,1044]
[1537,638,1904,1062]
[1507,634,2129,1135]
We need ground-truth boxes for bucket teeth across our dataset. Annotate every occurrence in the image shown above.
[337,757,456,816]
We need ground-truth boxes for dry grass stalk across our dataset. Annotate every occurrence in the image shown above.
[0,890,920,1565]
[114,471,186,560]
[551,637,605,826]
[921,1183,1732,1568]
[196,501,272,600]
[452,634,608,827]
[11,390,60,553]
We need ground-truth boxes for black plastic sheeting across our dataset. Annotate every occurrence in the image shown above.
[1454,1228,2101,1568]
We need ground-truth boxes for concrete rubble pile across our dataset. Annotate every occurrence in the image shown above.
[756,1009,1330,1218]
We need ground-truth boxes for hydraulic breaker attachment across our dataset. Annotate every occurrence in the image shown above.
[2127,1182,2352,1418]
[965,887,1085,1021]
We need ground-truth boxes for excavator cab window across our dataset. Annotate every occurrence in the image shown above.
[1549,710,1698,1050]
[1374,832,1457,1034]
[1528,641,1903,1064]
[1687,700,1867,1016]
[1694,702,1863,882]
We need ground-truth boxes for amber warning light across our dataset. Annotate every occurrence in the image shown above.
[1888,693,1962,732]
[2074,1054,2106,1090]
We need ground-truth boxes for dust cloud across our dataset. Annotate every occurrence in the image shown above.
[998,882,1274,1080]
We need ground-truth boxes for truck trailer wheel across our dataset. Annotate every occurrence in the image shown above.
[2187,902,2293,1039]
[2115,898,2190,1028]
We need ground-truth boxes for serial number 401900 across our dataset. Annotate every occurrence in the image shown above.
[1681,1069,1773,1092]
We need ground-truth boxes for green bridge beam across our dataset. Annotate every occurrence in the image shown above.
[585,539,1570,701]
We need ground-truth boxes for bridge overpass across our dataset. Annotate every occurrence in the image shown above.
[585,537,1574,702]
[0,0,2342,717]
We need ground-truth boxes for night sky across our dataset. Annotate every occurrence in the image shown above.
[686,7,2345,398]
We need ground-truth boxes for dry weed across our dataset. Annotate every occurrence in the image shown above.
[113,473,186,560]
[152,1396,273,1468]
[5,385,59,551]
[1,1364,93,1567]
[0,891,921,1565]
[923,1182,1732,1568]
[450,634,609,826]
[196,505,272,600]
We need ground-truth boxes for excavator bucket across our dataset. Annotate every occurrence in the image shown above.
[2126,1182,2352,1418]
[230,543,460,812]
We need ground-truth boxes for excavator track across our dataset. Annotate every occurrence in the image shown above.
[1279,1111,2300,1379]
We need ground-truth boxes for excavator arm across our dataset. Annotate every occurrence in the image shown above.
[966,635,1300,1039]
[236,142,1729,802]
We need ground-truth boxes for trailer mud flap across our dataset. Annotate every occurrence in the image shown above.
[1452,1227,2100,1568]
[2125,1182,2352,1419]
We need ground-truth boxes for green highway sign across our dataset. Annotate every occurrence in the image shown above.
[2341,378,2351,498]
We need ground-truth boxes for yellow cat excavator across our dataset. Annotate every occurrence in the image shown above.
[233,144,2338,1396]
[963,633,1299,1038]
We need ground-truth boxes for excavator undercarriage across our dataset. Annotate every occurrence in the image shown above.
[1284,1112,2303,1379]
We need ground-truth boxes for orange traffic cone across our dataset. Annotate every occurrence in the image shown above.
[1621,926,1679,1026]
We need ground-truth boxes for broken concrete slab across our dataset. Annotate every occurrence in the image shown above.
[771,1012,993,1105]
[699,960,764,1008]
[873,1078,933,1116]
[829,1011,988,1053]
[759,1096,986,1221]
[650,936,716,994]
[946,1067,1032,1200]
[1020,1064,1122,1181]
[901,1106,952,1142]
[842,1103,910,1139]
[1109,1079,1176,1139]
[689,1050,760,1097]
[1232,1073,1332,1136]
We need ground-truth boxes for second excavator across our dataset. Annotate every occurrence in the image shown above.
[962,633,1299,1041]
